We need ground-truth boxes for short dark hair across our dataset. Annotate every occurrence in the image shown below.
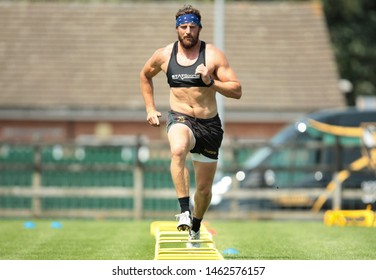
[175,4,202,22]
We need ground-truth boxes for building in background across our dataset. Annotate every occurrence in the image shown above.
[0,1,344,144]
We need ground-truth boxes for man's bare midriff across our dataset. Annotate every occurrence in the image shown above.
[169,87,218,119]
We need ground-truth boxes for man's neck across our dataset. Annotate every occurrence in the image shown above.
[178,40,201,58]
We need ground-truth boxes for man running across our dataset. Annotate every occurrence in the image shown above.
[140,4,242,247]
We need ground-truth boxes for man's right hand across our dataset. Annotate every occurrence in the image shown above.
[147,110,162,127]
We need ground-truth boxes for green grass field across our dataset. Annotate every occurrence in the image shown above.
[0,219,375,260]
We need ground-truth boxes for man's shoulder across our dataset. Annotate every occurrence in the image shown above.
[162,42,175,56]
[153,43,174,62]
[204,42,221,54]
[204,42,226,63]
[203,42,229,70]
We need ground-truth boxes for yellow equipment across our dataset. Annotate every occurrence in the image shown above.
[324,205,376,227]
[150,221,224,260]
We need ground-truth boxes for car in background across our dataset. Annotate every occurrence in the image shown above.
[211,107,376,210]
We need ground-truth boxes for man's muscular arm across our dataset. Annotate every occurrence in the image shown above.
[140,49,164,126]
[207,45,242,100]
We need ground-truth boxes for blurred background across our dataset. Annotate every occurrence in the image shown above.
[0,0,375,220]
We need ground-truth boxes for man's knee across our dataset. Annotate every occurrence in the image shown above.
[170,144,189,159]
[195,186,212,197]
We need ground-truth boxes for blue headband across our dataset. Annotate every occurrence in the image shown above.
[176,13,202,27]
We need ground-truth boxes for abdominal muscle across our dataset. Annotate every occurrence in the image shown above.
[169,87,218,119]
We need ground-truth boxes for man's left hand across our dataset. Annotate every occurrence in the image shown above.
[195,63,211,85]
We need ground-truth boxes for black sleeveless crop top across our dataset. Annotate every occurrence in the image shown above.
[166,41,210,88]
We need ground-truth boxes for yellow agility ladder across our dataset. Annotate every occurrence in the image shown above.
[150,221,224,260]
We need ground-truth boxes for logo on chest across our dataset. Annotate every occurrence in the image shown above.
[171,73,200,80]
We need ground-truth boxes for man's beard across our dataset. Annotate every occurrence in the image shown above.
[178,33,199,49]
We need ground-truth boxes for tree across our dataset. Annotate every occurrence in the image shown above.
[322,0,376,105]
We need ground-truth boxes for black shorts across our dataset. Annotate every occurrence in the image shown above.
[166,110,224,160]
